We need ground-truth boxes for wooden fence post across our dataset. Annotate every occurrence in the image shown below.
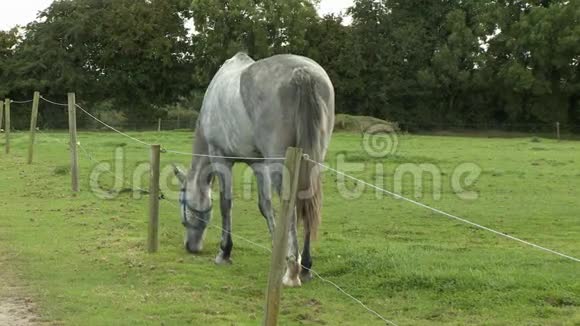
[5,99,10,154]
[67,93,80,192]
[148,144,161,253]
[264,147,303,326]
[0,100,4,135]
[556,122,561,141]
[157,118,162,132]
[28,92,41,164]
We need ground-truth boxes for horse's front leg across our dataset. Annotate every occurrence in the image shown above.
[283,207,302,287]
[215,162,234,265]
[253,163,275,237]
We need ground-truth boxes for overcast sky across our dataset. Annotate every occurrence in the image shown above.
[0,0,354,31]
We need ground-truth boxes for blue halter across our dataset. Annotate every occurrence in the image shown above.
[179,188,212,230]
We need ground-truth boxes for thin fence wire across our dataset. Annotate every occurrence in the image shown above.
[75,103,154,147]
[39,96,68,107]
[10,99,34,104]
[302,266,396,325]
[307,158,580,264]
[34,128,397,325]
[73,101,284,161]
[36,128,68,145]
[163,148,285,161]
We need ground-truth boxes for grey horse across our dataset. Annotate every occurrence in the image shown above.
[174,52,335,287]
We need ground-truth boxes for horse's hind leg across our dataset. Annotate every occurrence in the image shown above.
[300,229,313,283]
[283,207,302,287]
[215,161,234,265]
[268,162,302,287]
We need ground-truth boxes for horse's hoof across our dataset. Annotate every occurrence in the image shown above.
[283,275,302,288]
[300,271,314,283]
[215,255,232,265]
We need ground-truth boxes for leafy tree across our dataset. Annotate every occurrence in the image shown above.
[190,0,319,87]
[0,28,22,97]
[1,0,579,133]
[5,0,193,123]
[477,0,579,130]
[346,0,455,125]
[303,14,358,116]
[513,1,580,130]
[418,8,485,126]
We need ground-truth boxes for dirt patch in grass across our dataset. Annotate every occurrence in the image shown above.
[0,295,38,326]
[0,256,41,325]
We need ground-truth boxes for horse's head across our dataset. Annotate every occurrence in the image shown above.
[174,165,213,254]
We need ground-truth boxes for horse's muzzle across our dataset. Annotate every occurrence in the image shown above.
[185,240,203,254]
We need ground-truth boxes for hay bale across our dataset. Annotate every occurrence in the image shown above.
[334,114,399,134]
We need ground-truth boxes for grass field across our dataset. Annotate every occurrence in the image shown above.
[0,130,579,325]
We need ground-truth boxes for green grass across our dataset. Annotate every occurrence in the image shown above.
[0,130,579,325]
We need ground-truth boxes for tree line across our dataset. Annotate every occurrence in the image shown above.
[0,0,579,132]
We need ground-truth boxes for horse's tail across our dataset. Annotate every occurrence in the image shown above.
[292,67,327,240]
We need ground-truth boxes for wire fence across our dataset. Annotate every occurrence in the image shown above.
[33,110,397,325]
[4,96,580,138]
[15,95,398,324]
[5,96,198,132]
[306,159,580,263]
[10,99,34,104]
[401,121,580,133]
[5,95,580,325]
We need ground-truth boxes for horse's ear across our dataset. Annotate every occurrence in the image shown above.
[173,164,187,184]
